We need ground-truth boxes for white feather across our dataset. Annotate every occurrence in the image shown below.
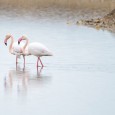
[27,42,53,57]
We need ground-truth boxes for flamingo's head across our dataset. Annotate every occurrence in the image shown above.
[18,35,27,44]
[4,34,12,46]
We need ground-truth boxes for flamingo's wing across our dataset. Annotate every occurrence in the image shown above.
[28,42,53,56]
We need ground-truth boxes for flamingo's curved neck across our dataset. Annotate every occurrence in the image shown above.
[9,36,14,53]
[23,38,29,54]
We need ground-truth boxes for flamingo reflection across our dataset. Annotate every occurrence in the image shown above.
[4,64,29,94]
[4,64,51,95]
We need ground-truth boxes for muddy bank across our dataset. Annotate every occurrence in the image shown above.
[77,9,115,32]
[0,0,114,9]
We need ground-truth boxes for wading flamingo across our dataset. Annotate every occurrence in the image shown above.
[18,35,53,67]
[4,34,25,64]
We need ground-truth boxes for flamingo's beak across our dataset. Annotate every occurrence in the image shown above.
[18,41,20,44]
[4,38,7,46]
[18,37,22,45]
[5,43,7,46]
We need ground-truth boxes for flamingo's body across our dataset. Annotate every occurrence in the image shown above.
[28,42,53,56]
[4,34,25,64]
[18,36,53,67]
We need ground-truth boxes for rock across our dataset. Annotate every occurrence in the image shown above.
[76,20,83,25]
[94,18,100,23]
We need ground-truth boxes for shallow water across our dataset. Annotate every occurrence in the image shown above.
[0,0,115,115]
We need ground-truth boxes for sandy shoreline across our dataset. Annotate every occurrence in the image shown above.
[77,9,115,33]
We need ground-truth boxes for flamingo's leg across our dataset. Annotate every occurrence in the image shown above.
[16,56,18,64]
[37,66,43,76]
[23,55,25,67]
[37,57,40,67]
[38,57,44,67]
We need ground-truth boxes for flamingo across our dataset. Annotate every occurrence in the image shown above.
[4,34,25,64]
[18,35,53,67]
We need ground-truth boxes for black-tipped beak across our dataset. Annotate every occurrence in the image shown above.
[5,43,7,46]
[18,41,20,45]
